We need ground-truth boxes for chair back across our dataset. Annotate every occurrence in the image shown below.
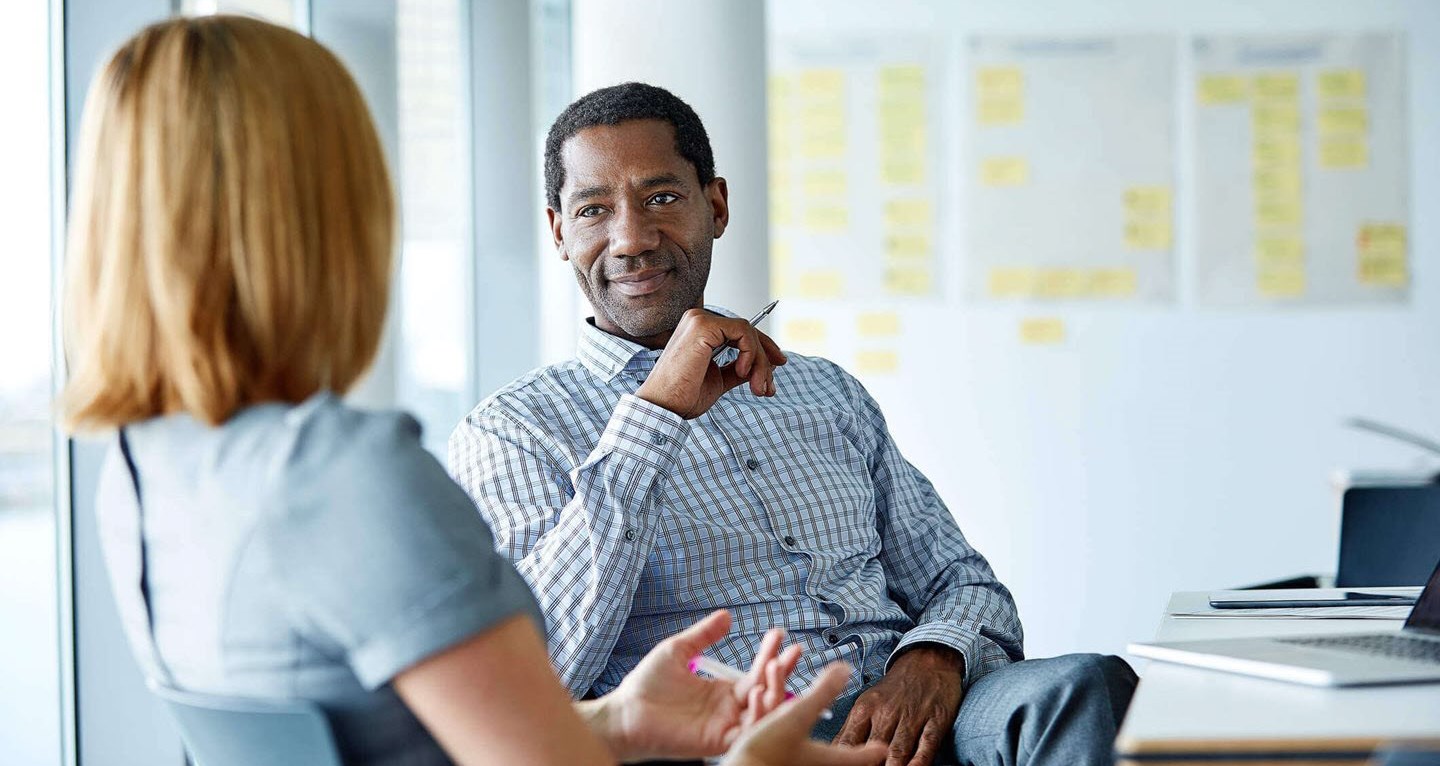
[148,681,344,766]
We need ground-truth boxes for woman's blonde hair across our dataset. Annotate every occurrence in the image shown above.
[62,15,394,431]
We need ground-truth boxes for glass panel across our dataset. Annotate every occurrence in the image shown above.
[395,0,471,456]
[0,0,60,764]
[177,0,301,28]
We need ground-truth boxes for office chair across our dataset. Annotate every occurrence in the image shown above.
[148,680,343,766]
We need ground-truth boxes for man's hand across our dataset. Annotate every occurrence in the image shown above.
[636,308,787,419]
[832,645,965,766]
[725,663,886,766]
[596,610,801,761]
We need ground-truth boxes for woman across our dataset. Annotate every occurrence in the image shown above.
[60,15,881,766]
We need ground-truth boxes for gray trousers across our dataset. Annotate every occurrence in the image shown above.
[811,654,1138,766]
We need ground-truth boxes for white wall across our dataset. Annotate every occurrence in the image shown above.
[767,0,1440,659]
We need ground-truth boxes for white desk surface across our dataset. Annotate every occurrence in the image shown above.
[1115,590,1440,761]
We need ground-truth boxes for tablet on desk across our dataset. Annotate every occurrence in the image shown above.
[1209,590,1420,609]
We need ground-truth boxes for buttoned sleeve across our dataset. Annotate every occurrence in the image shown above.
[259,406,543,691]
[448,392,691,698]
[836,367,1025,688]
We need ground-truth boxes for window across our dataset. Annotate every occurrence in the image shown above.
[0,1,61,764]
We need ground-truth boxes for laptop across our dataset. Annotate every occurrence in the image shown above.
[1129,558,1440,686]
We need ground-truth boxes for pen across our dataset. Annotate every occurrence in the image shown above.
[688,653,834,720]
[711,299,780,363]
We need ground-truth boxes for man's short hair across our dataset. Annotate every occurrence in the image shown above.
[544,82,715,210]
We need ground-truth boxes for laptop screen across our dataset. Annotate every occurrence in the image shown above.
[1405,556,1440,632]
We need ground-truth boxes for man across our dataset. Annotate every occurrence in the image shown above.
[450,82,1136,766]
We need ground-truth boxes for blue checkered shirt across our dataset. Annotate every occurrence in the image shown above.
[448,307,1024,700]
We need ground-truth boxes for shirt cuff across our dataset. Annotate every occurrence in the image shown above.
[888,623,1014,689]
[591,394,691,470]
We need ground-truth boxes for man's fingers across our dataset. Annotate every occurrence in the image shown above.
[884,718,920,766]
[756,330,787,366]
[905,720,944,766]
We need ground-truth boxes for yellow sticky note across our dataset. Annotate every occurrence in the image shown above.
[1125,221,1173,251]
[1253,72,1300,101]
[857,312,901,337]
[977,98,1024,126]
[768,74,793,102]
[1357,223,1407,287]
[981,157,1029,187]
[883,157,925,185]
[1252,167,1303,198]
[769,268,792,298]
[885,233,930,261]
[1254,236,1304,268]
[880,65,925,94]
[1318,107,1368,135]
[798,69,845,98]
[782,319,827,346]
[855,350,900,375]
[802,170,847,199]
[1198,74,1248,105]
[1019,318,1065,345]
[1254,199,1303,228]
[977,67,1024,98]
[988,267,1038,298]
[795,270,844,299]
[884,199,932,229]
[884,267,933,296]
[880,121,927,154]
[1257,267,1306,298]
[799,127,846,159]
[1124,186,1172,217]
[1085,268,1138,299]
[1252,137,1302,168]
[1035,268,1086,298]
[1318,69,1366,100]
[1252,103,1300,133]
[1359,223,1406,249]
[1319,137,1369,170]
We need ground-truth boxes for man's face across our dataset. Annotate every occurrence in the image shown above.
[548,119,729,346]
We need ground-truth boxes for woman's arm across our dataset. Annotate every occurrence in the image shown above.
[394,613,617,766]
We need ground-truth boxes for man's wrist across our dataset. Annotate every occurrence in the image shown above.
[893,642,965,677]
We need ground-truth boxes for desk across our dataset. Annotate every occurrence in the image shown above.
[1115,591,1440,765]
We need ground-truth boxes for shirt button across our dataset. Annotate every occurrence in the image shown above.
[651,433,668,446]
[623,527,637,542]
[825,631,839,645]
[782,535,796,547]
[745,457,760,470]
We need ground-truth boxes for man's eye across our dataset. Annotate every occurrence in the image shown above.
[648,192,679,205]
[577,205,605,218]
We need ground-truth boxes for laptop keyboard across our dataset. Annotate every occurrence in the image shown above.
[1278,634,1440,665]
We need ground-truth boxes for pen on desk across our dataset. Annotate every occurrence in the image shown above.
[688,654,834,720]
[711,299,780,363]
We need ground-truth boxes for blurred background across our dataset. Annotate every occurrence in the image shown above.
[2,1,1436,763]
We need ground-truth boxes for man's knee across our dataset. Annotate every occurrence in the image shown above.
[1023,653,1137,724]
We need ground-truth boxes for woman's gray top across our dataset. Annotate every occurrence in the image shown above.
[96,393,543,765]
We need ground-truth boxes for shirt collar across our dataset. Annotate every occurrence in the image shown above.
[577,304,741,382]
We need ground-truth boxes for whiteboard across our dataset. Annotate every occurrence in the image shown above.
[767,0,1440,662]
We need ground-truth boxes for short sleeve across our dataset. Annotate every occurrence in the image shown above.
[259,403,543,690]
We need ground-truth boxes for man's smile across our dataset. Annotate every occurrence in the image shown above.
[609,268,672,297]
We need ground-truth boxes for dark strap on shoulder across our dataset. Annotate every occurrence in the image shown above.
[117,428,174,683]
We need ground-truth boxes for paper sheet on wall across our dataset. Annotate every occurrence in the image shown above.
[965,36,1177,304]
[770,38,942,302]
[1193,33,1408,305]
